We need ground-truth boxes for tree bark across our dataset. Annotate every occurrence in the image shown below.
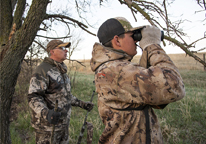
[0,0,49,143]
[13,0,26,30]
[0,0,13,46]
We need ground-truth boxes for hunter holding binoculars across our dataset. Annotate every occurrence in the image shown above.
[90,17,185,144]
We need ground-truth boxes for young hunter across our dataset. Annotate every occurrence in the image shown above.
[28,40,94,144]
[90,17,185,144]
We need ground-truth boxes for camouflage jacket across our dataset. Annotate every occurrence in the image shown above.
[28,57,84,131]
[90,43,185,144]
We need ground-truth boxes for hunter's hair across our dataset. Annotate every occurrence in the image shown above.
[103,34,125,48]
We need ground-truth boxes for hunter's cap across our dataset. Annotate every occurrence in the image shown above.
[97,17,144,45]
[46,40,71,53]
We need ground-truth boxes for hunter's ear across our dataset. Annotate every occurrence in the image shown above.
[50,49,54,55]
[112,35,121,47]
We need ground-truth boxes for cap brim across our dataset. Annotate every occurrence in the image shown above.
[57,42,71,48]
[129,25,146,32]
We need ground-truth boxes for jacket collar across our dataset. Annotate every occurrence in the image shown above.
[90,43,132,71]
[44,57,67,74]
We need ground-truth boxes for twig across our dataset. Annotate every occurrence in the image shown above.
[67,59,86,67]
[164,36,206,67]
[33,40,47,51]
[36,35,71,39]
[45,14,96,36]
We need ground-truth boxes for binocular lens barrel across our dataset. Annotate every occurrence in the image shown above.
[133,30,164,41]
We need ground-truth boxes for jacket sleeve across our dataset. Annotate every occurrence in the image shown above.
[70,93,88,109]
[119,44,185,106]
[28,73,49,120]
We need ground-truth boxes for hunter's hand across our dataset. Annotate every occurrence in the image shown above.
[82,101,94,111]
[46,109,61,125]
[139,25,161,50]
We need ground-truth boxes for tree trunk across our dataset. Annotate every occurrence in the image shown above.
[0,0,49,143]
[0,0,12,46]
[0,44,22,144]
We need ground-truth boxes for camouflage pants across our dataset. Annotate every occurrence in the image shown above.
[35,127,69,144]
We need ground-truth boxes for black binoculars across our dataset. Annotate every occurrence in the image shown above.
[132,27,164,41]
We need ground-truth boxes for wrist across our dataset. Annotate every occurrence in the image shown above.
[41,108,49,120]
[79,100,86,109]
[140,40,161,50]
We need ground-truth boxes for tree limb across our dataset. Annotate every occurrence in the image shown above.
[164,36,206,67]
[196,0,206,9]
[0,1,13,45]
[163,0,169,34]
[67,59,86,67]
[46,14,88,28]
[33,40,47,51]
[45,14,96,36]
[36,35,71,39]
[188,37,206,47]
[13,0,26,30]
[131,2,155,26]
[121,1,206,67]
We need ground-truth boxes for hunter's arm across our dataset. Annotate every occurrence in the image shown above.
[28,73,49,120]
[119,44,185,105]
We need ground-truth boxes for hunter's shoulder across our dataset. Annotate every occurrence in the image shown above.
[34,61,54,77]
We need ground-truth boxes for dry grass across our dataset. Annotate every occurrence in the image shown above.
[167,53,206,70]
[66,52,206,74]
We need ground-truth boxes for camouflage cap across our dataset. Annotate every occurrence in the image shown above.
[46,40,71,53]
[97,17,144,45]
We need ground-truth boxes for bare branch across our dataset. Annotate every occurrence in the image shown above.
[33,40,46,51]
[46,14,88,27]
[45,14,96,36]
[38,28,47,31]
[78,26,96,36]
[74,0,96,29]
[188,37,206,47]
[197,47,206,51]
[131,2,155,26]
[41,21,50,30]
[119,0,206,67]
[163,0,169,34]
[196,0,206,9]
[67,59,86,67]
[53,17,71,34]
[117,0,138,22]
[36,35,71,39]
[164,36,206,67]
[99,0,104,5]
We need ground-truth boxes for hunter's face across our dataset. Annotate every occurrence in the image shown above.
[50,47,68,62]
[119,32,137,56]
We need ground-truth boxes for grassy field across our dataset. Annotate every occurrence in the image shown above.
[71,53,206,74]
[10,53,206,144]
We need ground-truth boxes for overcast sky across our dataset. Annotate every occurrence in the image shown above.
[41,0,206,60]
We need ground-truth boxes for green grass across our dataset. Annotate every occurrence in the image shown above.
[10,70,206,143]
[10,111,35,144]
[69,72,104,143]
[154,70,206,144]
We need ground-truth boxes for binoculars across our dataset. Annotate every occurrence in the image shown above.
[132,27,164,41]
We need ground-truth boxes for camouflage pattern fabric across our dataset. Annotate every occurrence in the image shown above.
[28,57,87,133]
[35,127,69,144]
[90,43,185,144]
[86,122,93,144]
